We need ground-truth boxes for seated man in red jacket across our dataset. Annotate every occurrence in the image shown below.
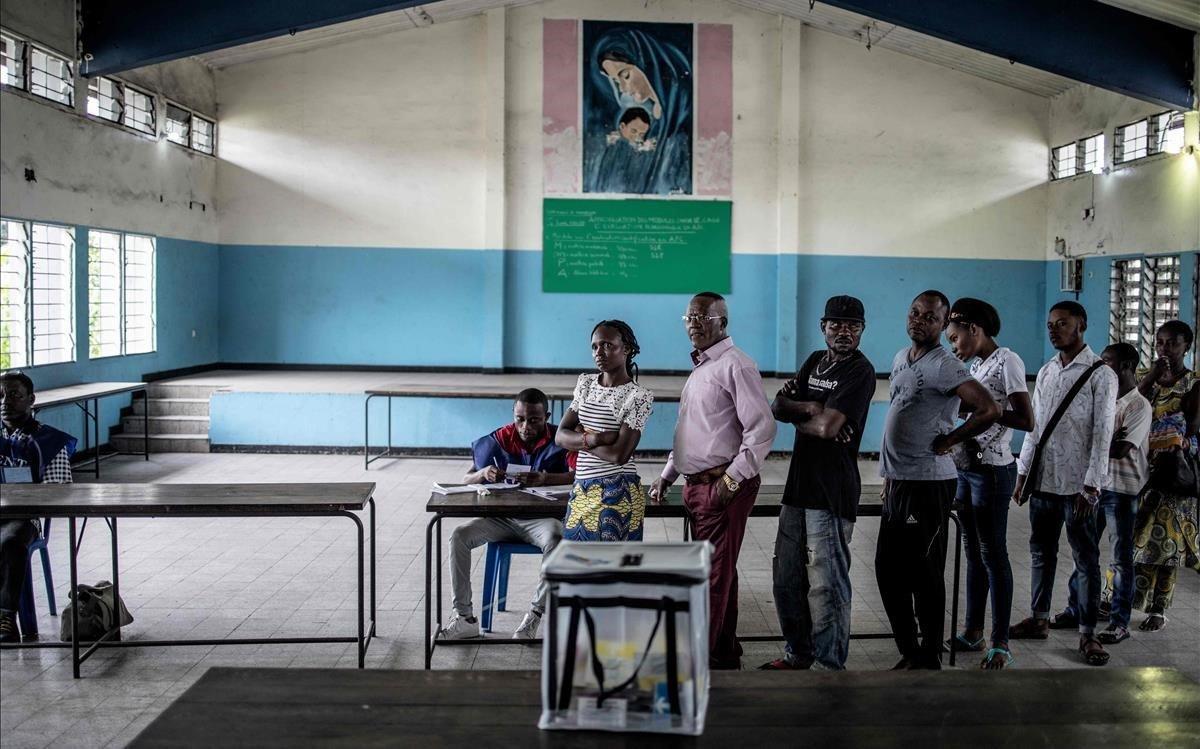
[443,388,575,641]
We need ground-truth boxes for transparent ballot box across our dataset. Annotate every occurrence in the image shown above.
[539,541,711,736]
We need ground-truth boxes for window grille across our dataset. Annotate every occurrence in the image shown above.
[87,76,124,123]
[192,115,215,155]
[123,234,155,355]
[0,219,30,369]
[1111,255,1184,364]
[28,45,73,106]
[123,86,156,135]
[0,31,26,89]
[164,102,191,146]
[30,223,75,366]
[88,230,122,358]
[1051,142,1077,180]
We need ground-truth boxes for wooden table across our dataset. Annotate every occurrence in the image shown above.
[35,381,149,477]
[0,482,377,677]
[130,666,1200,747]
[424,485,964,668]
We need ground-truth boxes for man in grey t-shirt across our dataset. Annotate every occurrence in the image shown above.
[876,291,1000,669]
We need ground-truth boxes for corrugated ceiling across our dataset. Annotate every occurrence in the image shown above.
[196,0,1197,100]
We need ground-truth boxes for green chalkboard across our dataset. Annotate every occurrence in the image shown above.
[542,198,731,293]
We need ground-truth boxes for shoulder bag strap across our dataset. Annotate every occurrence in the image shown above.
[1023,361,1105,499]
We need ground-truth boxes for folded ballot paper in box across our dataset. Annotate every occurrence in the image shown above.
[539,541,711,736]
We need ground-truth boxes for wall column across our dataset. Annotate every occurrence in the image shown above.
[481,7,507,370]
[775,16,803,375]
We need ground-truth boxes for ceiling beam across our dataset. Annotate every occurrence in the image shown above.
[80,0,436,76]
[815,0,1195,108]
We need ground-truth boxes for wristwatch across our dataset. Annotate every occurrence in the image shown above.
[721,473,740,493]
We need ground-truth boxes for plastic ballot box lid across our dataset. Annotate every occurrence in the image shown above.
[543,541,711,585]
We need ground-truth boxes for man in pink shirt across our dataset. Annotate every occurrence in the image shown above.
[650,292,777,669]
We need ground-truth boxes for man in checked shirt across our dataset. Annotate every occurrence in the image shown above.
[1,371,77,642]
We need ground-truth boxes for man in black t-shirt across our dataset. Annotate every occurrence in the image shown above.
[759,296,876,670]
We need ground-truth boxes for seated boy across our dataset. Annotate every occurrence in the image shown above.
[443,388,575,640]
[1,371,77,642]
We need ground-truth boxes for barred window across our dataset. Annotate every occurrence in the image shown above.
[192,115,215,155]
[1116,111,1185,164]
[1,31,26,89]
[30,223,76,366]
[123,86,156,135]
[87,230,122,358]
[164,102,191,146]
[87,230,156,358]
[28,45,73,106]
[1080,134,1104,174]
[87,76,124,123]
[1110,255,1183,363]
[1154,111,1185,155]
[0,219,30,369]
[1051,142,1077,180]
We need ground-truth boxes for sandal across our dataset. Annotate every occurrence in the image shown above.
[1138,613,1167,632]
[1079,636,1110,666]
[1097,625,1130,645]
[980,647,1013,670]
[945,633,985,652]
[1008,617,1049,640]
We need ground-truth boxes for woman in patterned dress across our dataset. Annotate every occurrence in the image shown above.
[555,320,654,541]
[1132,320,1200,631]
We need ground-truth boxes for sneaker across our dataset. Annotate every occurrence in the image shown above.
[1097,624,1130,645]
[440,614,480,640]
[513,610,541,640]
[0,613,17,644]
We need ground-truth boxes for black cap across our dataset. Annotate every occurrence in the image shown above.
[821,295,865,324]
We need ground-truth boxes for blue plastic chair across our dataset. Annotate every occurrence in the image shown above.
[17,517,56,639]
[479,542,540,633]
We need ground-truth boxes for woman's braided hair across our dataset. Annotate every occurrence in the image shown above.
[592,319,641,382]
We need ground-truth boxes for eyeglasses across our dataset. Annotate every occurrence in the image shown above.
[681,314,723,324]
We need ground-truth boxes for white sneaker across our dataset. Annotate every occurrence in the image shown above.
[513,611,542,640]
[441,614,480,640]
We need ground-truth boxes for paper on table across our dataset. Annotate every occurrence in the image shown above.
[431,482,517,495]
[505,463,532,474]
[525,485,574,501]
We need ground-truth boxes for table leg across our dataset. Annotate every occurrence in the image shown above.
[386,397,392,460]
[109,518,119,637]
[143,390,149,461]
[369,498,377,636]
[363,394,372,470]
[435,516,443,630]
[69,516,80,678]
[424,514,438,669]
[350,512,366,668]
[949,511,962,668]
[93,398,101,479]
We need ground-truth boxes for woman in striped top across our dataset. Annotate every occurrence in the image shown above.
[556,320,655,541]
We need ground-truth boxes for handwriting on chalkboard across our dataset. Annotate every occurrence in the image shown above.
[543,199,731,293]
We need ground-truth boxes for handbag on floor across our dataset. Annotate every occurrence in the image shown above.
[59,581,133,642]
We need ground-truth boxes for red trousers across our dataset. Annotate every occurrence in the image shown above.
[683,474,761,668]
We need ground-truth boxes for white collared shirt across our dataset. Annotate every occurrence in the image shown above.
[1017,345,1117,497]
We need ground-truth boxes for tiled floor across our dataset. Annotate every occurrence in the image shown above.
[2,453,1197,748]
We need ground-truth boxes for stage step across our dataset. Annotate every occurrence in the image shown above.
[112,433,210,453]
[131,397,211,417]
[121,414,210,435]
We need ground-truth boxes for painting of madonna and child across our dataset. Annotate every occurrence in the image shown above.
[583,20,693,196]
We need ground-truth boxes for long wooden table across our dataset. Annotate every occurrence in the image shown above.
[35,381,149,477]
[130,666,1200,747]
[424,485,964,668]
[0,482,377,677]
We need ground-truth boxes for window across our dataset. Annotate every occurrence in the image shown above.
[192,115,215,155]
[1051,142,1077,180]
[28,44,73,106]
[1051,133,1105,180]
[123,86,155,135]
[1110,255,1183,363]
[164,102,190,146]
[1,31,26,89]
[1080,133,1104,174]
[1,219,76,367]
[87,229,155,358]
[1116,111,1186,164]
[87,76,124,123]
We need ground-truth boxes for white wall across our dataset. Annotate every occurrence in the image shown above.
[215,16,489,249]
[215,0,1053,262]
[1047,84,1200,260]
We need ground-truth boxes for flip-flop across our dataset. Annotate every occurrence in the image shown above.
[1138,613,1168,631]
[980,647,1013,670]
[1080,638,1110,666]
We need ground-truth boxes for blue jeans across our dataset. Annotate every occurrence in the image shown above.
[957,463,1015,644]
[1029,492,1102,635]
[1064,490,1139,629]
[772,505,854,670]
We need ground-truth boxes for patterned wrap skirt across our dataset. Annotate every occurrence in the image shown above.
[563,472,646,542]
